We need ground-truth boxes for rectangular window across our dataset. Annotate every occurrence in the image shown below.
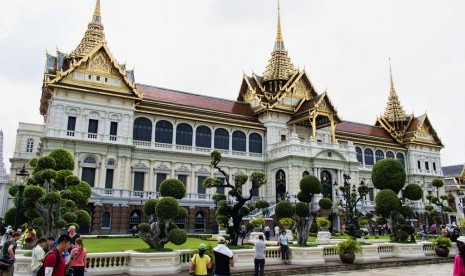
[433,162,437,171]
[105,169,114,189]
[134,172,144,191]
[417,160,421,170]
[88,119,98,133]
[177,175,188,191]
[110,122,118,136]
[216,178,225,194]
[197,176,206,194]
[67,116,76,131]
[281,135,286,141]
[81,167,96,187]
[425,162,430,171]
[368,188,374,201]
[156,173,167,192]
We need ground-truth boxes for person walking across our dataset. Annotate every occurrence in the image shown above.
[253,234,266,276]
[190,243,212,276]
[0,232,21,276]
[274,225,280,240]
[278,229,289,264]
[453,236,465,275]
[31,238,47,276]
[42,234,72,276]
[68,238,87,276]
[263,225,271,241]
[213,236,234,276]
[68,225,80,250]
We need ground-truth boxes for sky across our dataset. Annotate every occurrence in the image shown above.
[0,0,464,172]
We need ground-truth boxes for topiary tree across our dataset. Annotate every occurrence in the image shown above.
[338,179,369,238]
[371,159,422,241]
[203,151,266,246]
[138,178,188,249]
[275,175,333,245]
[7,149,91,237]
[424,178,452,225]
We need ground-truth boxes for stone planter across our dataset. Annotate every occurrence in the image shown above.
[393,243,425,258]
[339,252,355,264]
[316,230,331,244]
[128,251,181,275]
[249,231,264,243]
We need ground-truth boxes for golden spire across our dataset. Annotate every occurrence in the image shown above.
[383,58,407,123]
[72,0,106,58]
[263,0,295,82]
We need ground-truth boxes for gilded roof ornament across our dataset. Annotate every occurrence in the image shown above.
[72,0,106,58]
[383,59,407,123]
[263,0,296,82]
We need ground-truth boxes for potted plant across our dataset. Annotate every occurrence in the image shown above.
[433,236,452,257]
[250,216,266,231]
[335,237,362,264]
[279,218,295,229]
[316,217,331,231]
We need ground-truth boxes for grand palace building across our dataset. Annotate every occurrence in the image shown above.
[8,1,448,234]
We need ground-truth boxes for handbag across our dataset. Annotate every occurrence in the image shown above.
[189,254,197,275]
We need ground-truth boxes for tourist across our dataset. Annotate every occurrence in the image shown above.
[254,234,266,276]
[431,223,437,235]
[31,238,47,276]
[0,226,13,250]
[190,243,212,276]
[278,229,289,264]
[69,238,87,276]
[263,225,271,241]
[0,232,21,276]
[42,234,72,276]
[453,236,465,275]
[21,225,36,246]
[213,236,234,276]
[22,237,34,250]
[274,224,280,240]
[68,225,80,250]
[43,236,55,253]
[441,225,449,237]
[240,223,246,245]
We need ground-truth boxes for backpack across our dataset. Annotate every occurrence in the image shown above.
[36,250,61,276]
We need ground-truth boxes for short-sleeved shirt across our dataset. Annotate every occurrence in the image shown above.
[44,248,65,276]
[191,254,211,276]
[1,240,17,257]
[279,234,288,246]
[32,245,46,271]
[254,239,266,259]
[70,247,87,267]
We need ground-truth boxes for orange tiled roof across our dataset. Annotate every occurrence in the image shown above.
[336,121,395,139]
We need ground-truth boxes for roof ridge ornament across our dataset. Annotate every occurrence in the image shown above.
[383,58,407,124]
[71,0,106,58]
[262,0,296,82]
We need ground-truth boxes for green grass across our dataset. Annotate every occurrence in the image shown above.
[84,237,225,253]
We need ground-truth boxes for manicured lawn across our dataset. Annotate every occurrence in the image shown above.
[84,237,219,253]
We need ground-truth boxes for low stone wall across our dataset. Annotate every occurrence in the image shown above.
[12,241,456,276]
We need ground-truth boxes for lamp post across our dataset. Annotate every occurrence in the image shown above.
[14,164,29,230]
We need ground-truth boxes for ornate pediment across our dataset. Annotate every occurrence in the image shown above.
[88,52,111,73]
[155,164,170,171]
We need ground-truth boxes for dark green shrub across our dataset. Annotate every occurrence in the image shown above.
[56,219,67,228]
[255,200,270,209]
[432,178,444,188]
[139,223,151,233]
[397,217,406,225]
[65,175,80,186]
[399,206,414,218]
[250,172,266,189]
[375,189,400,215]
[29,158,39,168]
[63,212,77,223]
[160,178,186,199]
[403,184,423,200]
[41,169,57,182]
[402,225,415,235]
[32,217,45,227]
[275,200,294,218]
[75,210,91,224]
[397,230,409,241]
[376,217,387,225]
[168,229,187,245]
[48,149,75,171]
[176,207,188,220]
[319,198,333,210]
[37,156,56,170]
[372,159,406,194]
[295,202,310,217]
[55,170,74,190]
[300,176,322,196]
[156,197,179,220]
[297,191,312,202]
[43,192,61,205]
[144,199,158,215]
[8,184,19,197]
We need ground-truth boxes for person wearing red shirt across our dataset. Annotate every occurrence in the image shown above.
[43,234,71,276]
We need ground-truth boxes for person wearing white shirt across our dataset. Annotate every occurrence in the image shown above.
[31,238,47,276]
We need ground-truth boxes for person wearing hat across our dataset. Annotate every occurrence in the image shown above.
[453,236,465,275]
[213,236,234,276]
[190,243,212,276]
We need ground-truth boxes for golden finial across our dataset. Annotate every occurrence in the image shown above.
[93,0,101,24]
[275,0,285,50]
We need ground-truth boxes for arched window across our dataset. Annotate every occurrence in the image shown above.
[355,147,363,163]
[176,123,193,146]
[249,133,263,153]
[195,211,206,233]
[155,120,173,144]
[302,171,310,177]
[26,138,34,153]
[101,212,111,229]
[232,130,246,152]
[129,210,142,230]
[133,117,152,141]
[396,152,406,168]
[364,148,374,165]
[214,128,229,150]
[386,151,395,159]
[195,126,211,148]
[276,170,286,202]
[375,150,385,163]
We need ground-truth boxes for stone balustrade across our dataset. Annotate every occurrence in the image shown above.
[12,241,455,276]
